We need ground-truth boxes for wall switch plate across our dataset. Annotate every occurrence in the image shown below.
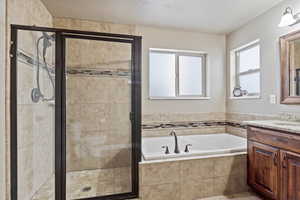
[269,95,276,104]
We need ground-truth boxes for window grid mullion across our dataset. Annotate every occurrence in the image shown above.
[202,54,206,97]
[235,51,240,87]
[175,53,179,97]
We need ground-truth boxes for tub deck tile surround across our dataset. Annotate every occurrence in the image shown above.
[142,120,247,138]
[141,183,181,200]
[225,126,247,138]
[142,113,226,124]
[143,127,226,137]
[139,154,248,200]
[141,112,245,138]
[142,112,300,138]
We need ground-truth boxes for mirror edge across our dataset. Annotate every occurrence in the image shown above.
[280,30,300,104]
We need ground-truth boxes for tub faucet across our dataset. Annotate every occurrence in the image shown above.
[184,144,192,153]
[170,130,180,154]
[162,146,170,154]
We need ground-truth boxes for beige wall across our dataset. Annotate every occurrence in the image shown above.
[226,0,300,115]
[137,26,226,114]
[0,0,6,199]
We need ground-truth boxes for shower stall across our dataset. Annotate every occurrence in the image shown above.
[10,25,141,200]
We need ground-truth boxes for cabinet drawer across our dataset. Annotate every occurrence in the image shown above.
[248,126,300,154]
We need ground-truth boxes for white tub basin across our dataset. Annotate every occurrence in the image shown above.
[142,133,247,161]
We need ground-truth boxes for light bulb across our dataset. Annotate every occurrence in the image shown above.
[279,7,296,27]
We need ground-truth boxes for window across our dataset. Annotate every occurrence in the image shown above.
[231,41,261,97]
[149,49,207,99]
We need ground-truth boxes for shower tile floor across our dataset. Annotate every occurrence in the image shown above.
[32,167,131,200]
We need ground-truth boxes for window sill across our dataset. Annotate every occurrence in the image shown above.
[149,97,211,100]
[229,96,261,100]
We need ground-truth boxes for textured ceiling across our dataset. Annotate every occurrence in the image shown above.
[42,0,284,34]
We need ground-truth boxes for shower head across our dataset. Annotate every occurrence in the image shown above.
[42,32,55,42]
[42,32,55,56]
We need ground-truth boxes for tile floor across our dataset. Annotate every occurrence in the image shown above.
[199,192,262,200]
[127,192,262,200]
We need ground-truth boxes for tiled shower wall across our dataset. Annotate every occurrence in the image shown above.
[0,0,6,198]
[6,0,55,200]
[53,18,136,35]
[17,31,55,200]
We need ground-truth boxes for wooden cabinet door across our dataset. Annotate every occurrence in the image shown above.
[248,141,280,199]
[281,150,300,200]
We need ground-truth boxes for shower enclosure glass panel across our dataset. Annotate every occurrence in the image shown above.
[12,25,140,200]
[16,30,56,200]
[65,37,133,199]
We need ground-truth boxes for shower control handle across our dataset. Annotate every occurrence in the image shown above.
[162,146,170,154]
[184,144,192,153]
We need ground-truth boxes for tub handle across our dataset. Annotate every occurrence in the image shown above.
[162,146,170,154]
[185,144,192,153]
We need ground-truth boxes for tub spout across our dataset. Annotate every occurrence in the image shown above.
[170,130,180,154]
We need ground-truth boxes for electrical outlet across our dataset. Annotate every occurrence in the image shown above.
[270,95,276,104]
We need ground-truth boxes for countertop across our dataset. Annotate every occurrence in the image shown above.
[244,120,300,134]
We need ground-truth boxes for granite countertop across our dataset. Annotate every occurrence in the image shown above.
[244,120,300,134]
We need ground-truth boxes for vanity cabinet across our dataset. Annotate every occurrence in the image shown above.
[248,141,279,199]
[247,126,300,200]
[281,151,300,200]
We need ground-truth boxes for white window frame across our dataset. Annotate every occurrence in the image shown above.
[230,40,261,99]
[149,48,208,100]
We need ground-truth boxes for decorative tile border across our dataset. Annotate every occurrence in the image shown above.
[17,50,55,74]
[142,121,246,130]
[142,112,300,132]
[17,49,131,78]
[226,122,248,129]
[67,67,131,78]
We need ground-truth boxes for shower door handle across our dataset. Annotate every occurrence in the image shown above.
[130,112,134,122]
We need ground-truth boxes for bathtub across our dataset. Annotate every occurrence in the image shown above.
[142,133,247,161]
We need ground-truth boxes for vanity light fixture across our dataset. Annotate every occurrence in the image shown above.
[278,7,300,27]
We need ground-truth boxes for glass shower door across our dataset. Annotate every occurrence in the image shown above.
[64,36,134,199]
[12,28,56,200]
